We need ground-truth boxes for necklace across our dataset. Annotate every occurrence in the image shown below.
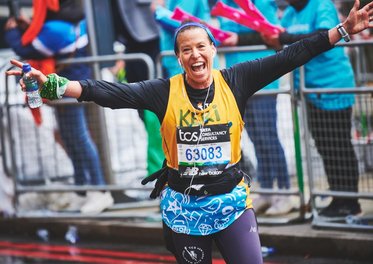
[202,83,211,110]
[201,83,212,124]
[182,80,213,122]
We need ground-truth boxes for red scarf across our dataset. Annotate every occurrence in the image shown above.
[22,0,59,126]
[21,0,60,45]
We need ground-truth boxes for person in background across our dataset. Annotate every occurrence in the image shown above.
[219,0,293,215]
[4,0,113,214]
[112,0,164,179]
[263,0,361,217]
[6,0,373,262]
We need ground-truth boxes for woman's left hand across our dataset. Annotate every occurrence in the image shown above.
[344,0,373,35]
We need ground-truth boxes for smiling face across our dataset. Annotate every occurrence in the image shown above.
[175,27,216,89]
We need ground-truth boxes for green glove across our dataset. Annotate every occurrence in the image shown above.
[40,73,69,100]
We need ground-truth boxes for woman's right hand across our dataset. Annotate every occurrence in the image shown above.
[6,59,48,92]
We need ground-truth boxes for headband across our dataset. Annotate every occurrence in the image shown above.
[173,22,217,54]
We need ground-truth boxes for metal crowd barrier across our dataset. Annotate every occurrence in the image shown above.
[299,40,373,230]
[248,85,304,225]
[1,53,160,219]
[0,51,17,179]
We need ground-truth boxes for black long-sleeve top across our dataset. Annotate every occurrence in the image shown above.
[78,31,332,123]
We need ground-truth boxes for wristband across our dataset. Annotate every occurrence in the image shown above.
[40,73,69,100]
[336,23,350,42]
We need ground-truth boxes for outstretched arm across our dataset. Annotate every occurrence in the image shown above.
[6,59,83,99]
[227,0,373,104]
[263,0,373,49]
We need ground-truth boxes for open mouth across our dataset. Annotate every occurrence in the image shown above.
[191,62,206,72]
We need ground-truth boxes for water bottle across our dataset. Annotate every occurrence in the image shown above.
[36,228,49,242]
[345,215,366,225]
[22,63,43,108]
[261,246,275,257]
[65,225,79,244]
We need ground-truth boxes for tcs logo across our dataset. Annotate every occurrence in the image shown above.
[178,130,199,142]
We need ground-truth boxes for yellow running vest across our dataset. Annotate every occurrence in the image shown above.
[161,69,244,171]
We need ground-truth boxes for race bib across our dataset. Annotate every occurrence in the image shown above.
[177,124,231,178]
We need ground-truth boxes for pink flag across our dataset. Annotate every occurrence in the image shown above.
[234,0,267,22]
[211,1,281,36]
[171,7,231,43]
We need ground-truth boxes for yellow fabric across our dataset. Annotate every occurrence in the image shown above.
[161,69,244,169]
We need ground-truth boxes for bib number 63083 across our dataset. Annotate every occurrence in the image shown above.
[185,146,222,162]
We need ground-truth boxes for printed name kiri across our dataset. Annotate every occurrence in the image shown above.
[179,105,220,126]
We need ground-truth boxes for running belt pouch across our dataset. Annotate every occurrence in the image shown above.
[142,163,250,198]
[167,166,245,196]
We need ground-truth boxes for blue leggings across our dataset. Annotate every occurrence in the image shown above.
[164,209,262,264]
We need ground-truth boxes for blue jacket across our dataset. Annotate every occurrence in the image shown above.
[281,0,355,110]
[5,19,91,80]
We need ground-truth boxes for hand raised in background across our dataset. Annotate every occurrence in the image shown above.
[261,32,282,51]
[220,32,239,47]
[4,14,30,31]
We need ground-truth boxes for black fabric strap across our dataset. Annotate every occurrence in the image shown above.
[141,162,250,198]
[167,164,247,196]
